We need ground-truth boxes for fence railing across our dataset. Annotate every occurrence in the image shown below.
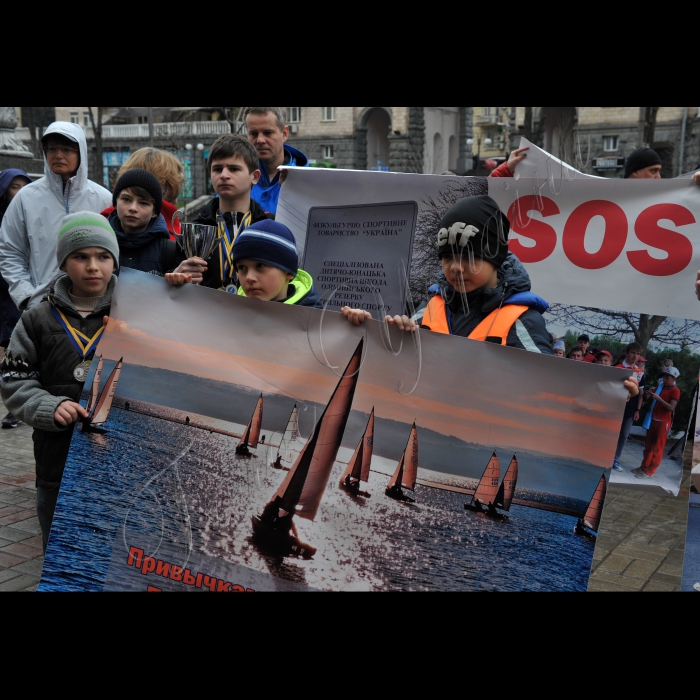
[16,121,237,142]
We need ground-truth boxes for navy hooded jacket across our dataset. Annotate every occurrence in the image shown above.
[109,210,182,276]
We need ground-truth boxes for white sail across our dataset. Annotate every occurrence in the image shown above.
[284,405,299,444]
[248,395,263,448]
[583,474,607,532]
[495,455,518,512]
[239,395,263,448]
[473,452,500,506]
[86,355,104,415]
[387,422,418,491]
[342,408,375,483]
[279,405,300,466]
[90,358,123,426]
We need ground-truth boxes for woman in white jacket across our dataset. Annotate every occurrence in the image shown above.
[0,121,112,310]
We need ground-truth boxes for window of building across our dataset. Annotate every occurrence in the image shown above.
[482,107,491,117]
[83,111,91,127]
[603,135,619,151]
[288,107,301,123]
[323,145,334,159]
[322,107,336,122]
[70,112,79,124]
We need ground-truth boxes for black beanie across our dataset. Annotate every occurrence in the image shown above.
[113,169,163,217]
[624,148,662,178]
[437,195,510,268]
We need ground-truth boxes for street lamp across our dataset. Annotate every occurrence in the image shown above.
[467,136,492,176]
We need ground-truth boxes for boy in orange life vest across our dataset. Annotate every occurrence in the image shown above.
[412,195,553,353]
[631,366,681,479]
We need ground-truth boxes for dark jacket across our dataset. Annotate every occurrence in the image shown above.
[109,211,183,276]
[102,199,181,239]
[0,275,115,486]
[252,145,309,215]
[414,253,553,355]
[193,197,270,289]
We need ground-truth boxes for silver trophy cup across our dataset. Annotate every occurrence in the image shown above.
[172,210,221,263]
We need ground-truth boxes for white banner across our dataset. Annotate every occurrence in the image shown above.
[488,176,700,322]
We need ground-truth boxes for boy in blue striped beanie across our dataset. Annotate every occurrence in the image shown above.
[167,219,322,308]
[234,220,321,306]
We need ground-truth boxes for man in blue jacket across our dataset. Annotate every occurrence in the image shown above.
[245,107,308,215]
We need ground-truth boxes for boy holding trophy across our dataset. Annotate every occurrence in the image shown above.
[173,135,270,291]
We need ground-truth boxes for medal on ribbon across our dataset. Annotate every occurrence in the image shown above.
[73,360,92,382]
[49,299,105,382]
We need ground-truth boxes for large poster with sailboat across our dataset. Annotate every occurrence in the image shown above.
[38,269,632,592]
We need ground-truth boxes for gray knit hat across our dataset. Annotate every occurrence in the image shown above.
[57,211,120,270]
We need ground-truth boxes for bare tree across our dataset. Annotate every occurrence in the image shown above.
[546,303,700,355]
[531,107,548,148]
[21,107,55,158]
[86,107,105,180]
[223,107,246,134]
[637,107,659,148]
[409,178,488,305]
[523,107,533,143]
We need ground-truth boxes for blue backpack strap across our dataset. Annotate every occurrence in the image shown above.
[505,291,549,314]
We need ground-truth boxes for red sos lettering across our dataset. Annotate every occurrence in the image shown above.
[507,196,560,263]
[628,204,694,276]
[508,196,695,275]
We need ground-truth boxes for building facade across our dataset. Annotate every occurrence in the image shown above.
[14,107,483,193]
[20,107,700,191]
[510,107,700,178]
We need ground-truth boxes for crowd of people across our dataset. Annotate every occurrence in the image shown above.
[0,106,684,552]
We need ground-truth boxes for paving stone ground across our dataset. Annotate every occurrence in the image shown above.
[588,435,692,592]
[0,391,43,592]
[0,348,693,592]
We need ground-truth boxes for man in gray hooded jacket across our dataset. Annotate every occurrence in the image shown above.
[0,121,112,310]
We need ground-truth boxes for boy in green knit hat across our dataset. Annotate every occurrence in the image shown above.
[0,211,119,553]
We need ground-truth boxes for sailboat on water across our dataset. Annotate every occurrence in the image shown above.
[236,394,263,456]
[252,339,363,559]
[81,356,123,433]
[385,422,418,503]
[492,455,518,520]
[271,404,299,471]
[574,474,606,538]
[339,407,374,498]
[465,453,518,520]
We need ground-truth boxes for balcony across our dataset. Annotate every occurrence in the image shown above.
[15,120,236,143]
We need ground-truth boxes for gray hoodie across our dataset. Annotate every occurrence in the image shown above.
[0,122,112,310]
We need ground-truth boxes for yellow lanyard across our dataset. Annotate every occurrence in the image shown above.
[49,299,105,359]
[218,210,252,283]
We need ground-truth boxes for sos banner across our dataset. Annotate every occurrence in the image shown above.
[487,176,700,322]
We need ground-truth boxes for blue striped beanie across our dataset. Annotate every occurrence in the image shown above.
[233,220,298,276]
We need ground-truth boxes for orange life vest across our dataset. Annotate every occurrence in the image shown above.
[422,295,529,345]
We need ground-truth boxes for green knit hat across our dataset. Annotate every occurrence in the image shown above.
[57,211,120,271]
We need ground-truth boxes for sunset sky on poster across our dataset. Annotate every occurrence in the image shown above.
[101,270,630,466]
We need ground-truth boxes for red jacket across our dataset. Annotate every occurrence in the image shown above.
[489,162,514,178]
[101,199,180,240]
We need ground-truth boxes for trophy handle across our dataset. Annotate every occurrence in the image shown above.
[172,209,185,236]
